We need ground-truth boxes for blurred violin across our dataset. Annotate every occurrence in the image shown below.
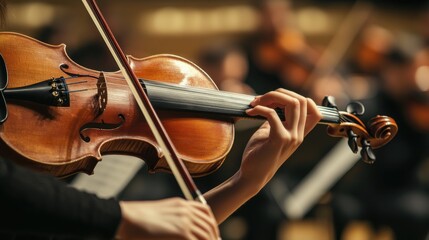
[0,32,397,177]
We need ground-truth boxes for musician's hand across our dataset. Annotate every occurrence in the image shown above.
[116,198,219,240]
[240,89,322,190]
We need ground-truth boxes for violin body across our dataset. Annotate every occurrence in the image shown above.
[0,32,234,177]
[0,32,398,177]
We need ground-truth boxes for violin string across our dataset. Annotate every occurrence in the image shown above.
[63,77,107,93]
[147,81,340,121]
[64,80,88,85]
[64,88,98,93]
[79,73,340,120]
[86,72,333,112]
[140,82,338,119]
[155,82,340,116]
[145,80,340,116]
[96,73,337,110]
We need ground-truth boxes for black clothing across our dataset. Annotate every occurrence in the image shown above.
[0,158,121,239]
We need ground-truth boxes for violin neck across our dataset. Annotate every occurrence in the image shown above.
[144,80,340,124]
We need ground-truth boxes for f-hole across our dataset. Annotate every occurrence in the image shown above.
[79,114,125,142]
[0,53,8,124]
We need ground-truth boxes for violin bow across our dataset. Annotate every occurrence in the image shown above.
[81,0,206,203]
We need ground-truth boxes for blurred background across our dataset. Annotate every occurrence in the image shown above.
[4,0,429,239]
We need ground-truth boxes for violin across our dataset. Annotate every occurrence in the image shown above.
[0,32,397,178]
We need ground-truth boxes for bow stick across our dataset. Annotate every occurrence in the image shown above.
[81,0,206,203]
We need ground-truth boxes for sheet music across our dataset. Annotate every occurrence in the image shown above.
[71,155,144,198]
[283,139,360,219]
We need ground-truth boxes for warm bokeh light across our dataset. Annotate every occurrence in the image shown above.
[8,2,56,28]
[415,65,429,91]
[296,7,332,35]
[140,5,259,35]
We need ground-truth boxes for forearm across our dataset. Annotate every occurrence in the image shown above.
[205,90,322,224]
[203,171,263,224]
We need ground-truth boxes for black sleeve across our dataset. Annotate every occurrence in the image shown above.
[0,158,122,239]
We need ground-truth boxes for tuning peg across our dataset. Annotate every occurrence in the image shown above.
[322,96,338,109]
[360,139,376,164]
[346,101,365,116]
[347,129,358,153]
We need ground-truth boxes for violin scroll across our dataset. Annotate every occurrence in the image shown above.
[324,97,398,164]
[367,115,398,144]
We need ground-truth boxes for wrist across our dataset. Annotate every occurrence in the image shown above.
[114,201,127,240]
[116,201,142,240]
[233,170,266,197]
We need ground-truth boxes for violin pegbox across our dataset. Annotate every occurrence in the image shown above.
[322,96,398,164]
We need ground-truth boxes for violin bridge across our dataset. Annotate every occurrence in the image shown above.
[96,72,108,115]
